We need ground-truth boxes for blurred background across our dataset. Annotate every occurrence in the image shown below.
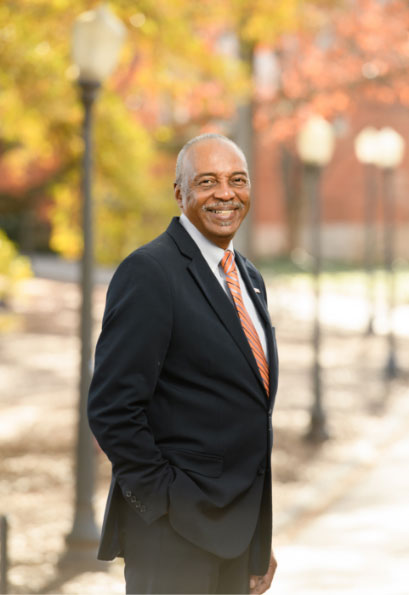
[1,0,409,593]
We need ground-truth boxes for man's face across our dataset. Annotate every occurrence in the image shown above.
[174,139,251,249]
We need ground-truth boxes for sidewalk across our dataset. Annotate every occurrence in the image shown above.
[270,429,409,595]
[1,268,408,593]
[52,380,409,595]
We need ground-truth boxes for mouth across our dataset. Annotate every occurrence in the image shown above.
[203,207,240,225]
[203,204,242,215]
[202,204,244,227]
[207,209,236,215]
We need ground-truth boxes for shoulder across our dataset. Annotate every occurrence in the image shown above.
[106,233,177,303]
[114,232,176,278]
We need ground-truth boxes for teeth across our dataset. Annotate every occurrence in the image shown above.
[212,210,233,214]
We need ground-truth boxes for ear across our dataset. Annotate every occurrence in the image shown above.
[174,183,183,209]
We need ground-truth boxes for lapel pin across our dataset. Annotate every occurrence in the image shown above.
[254,287,261,294]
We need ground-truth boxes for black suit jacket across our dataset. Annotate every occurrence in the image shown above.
[88,217,278,573]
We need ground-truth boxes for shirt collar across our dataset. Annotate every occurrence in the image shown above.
[179,213,234,273]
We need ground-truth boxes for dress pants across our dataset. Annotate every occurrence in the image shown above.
[119,498,251,594]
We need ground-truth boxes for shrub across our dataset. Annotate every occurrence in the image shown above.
[0,230,32,305]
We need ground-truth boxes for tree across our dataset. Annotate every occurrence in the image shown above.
[220,0,409,254]
[0,0,337,263]
[0,1,167,262]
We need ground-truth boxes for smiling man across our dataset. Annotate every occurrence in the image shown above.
[88,134,278,594]
[174,135,250,246]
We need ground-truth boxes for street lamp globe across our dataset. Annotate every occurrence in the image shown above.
[375,127,405,169]
[72,4,127,84]
[354,126,379,165]
[296,115,335,166]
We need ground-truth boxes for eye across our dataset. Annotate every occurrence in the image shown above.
[199,178,215,186]
[231,176,247,186]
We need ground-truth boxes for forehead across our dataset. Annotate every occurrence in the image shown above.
[184,140,247,176]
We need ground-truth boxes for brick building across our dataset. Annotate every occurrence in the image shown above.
[253,105,409,264]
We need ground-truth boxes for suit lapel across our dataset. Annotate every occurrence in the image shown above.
[167,219,267,402]
[188,256,269,402]
[236,253,278,406]
[235,254,270,328]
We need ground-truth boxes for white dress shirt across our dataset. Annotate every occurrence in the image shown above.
[179,214,268,359]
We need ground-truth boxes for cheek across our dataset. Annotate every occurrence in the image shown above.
[242,194,251,211]
[185,193,207,213]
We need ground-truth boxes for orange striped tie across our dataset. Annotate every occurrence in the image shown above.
[221,250,269,396]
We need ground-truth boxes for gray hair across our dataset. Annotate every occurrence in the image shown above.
[175,133,248,196]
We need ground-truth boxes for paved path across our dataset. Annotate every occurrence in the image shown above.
[270,433,409,595]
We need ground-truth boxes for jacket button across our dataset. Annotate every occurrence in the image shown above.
[125,491,131,498]
[140,505,146,513]
[135,500,141,508]
[131,496,136,503]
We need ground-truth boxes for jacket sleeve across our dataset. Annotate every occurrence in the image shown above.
[88,250,174,524]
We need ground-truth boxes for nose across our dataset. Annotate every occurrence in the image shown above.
[214,180,235,199]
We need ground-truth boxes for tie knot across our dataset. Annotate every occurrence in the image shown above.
[221,250,235,274]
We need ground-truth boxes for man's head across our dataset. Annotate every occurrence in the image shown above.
[174,134,251,249]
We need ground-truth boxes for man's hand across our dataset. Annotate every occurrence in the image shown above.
[249,551,277,594]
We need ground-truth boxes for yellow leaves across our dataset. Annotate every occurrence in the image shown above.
[0,232,22,276]
[4,0,368,267]
[129,12,147,28]
[155,125,173,143]
[0,231,32,303]
[50,225,82,260]
[240,0,301,44]
[138,16,159,36]
[48,86,169,264]
[49,185,82,260]
[94,208,136,265]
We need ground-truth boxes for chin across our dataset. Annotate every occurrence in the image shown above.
[219,222,240,235]
[212,227,236,244]
[210,224,234,236]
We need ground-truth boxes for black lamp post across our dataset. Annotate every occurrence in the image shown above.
[63,5,126,563]
[382,166,398,378]
[296,116,335,443]
[374,127,405,380]
[354,127,380,336]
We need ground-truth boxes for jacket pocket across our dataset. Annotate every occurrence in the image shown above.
[160,447,223,478]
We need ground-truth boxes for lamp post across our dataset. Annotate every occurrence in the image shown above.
[64,5,126,563]
[296,116,335,443]
[373,127,405,379]
[354,127,380,335]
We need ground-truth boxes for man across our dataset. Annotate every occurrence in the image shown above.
[88,133,278,594]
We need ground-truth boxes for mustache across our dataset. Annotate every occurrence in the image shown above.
[202,201,244,211]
